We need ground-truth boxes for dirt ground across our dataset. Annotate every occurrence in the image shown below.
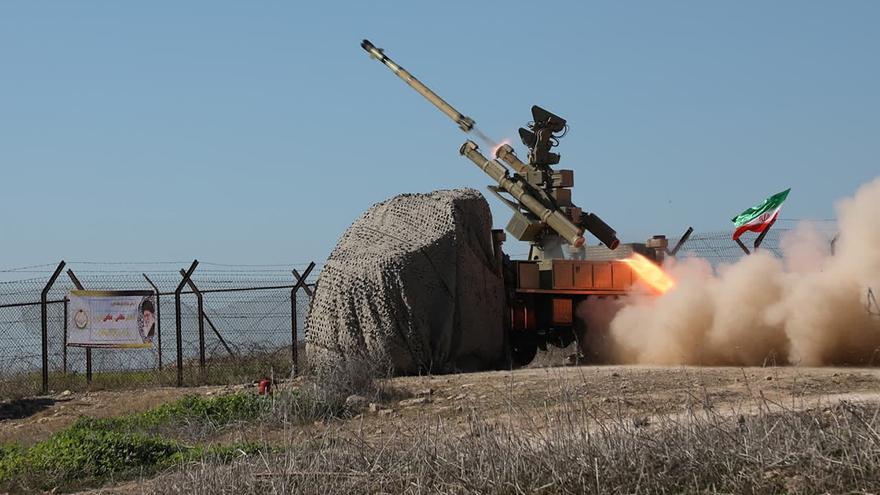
[0,383,251,446]
[333,365,880,441]
[229,364,880,473]
[4,364,879,449]
[2,363,874,494]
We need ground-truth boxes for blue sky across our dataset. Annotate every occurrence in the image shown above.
[1,1,878,269]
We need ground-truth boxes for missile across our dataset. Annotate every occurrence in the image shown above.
[361,39,475,132]
[459,141,586,248]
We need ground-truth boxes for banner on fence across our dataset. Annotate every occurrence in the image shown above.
[67,290,156,348]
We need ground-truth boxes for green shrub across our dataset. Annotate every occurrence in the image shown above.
[25,419,182,479]
[95,392,270,435]
[164,393,268,426]
[0,393,272,492]
[0,443,25,483]
[0,389,362,491]
[0,420,181,491]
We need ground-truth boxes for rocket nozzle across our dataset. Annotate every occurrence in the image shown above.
[582,213,620,250]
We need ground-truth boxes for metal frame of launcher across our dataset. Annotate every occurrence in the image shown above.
[361,40,692,365]
[488,105,619,261]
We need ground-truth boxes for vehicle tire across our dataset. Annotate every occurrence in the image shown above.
[510,335,538,367]
[548,328,576,349]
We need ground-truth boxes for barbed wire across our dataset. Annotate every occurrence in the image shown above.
[0,221,841,282]
[0,263,61,273]
[0,222,853,397]
[0,266,324,282]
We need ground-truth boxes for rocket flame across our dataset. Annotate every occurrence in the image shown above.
[491,139,511,158]
[622,253,675,295]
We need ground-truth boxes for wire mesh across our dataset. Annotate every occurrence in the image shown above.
[0,262,316,398]
[0,222,840,398]
[668,221,838,265]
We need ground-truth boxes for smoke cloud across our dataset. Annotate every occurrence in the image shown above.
[579,177,880,366]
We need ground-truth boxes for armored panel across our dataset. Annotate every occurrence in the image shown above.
[552,261,575,289]
[573,262,592,288]
[593,262,613,289]
[506,211,543,242]
[524,170,544,185]
[551,170,574,188]
[646,236,669,249]
[612,263,633,289]
[517,262,540,289]
[583,243,648,261]
[552,188,573,206]
[552,298,573,326]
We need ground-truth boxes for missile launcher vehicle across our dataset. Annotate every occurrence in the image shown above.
[360,40,690,365]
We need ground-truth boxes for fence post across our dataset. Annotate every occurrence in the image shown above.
[734,238,751,255]
[175,260,199,387]
[290,288,297,375]
[66,269,91,385]
[291,262,316,376]
[40,261,66,395]
[62,297,68,374]
[177,270,205,379]
[667,226,694,258]
[143,274,162,370]
[178,271,236,361]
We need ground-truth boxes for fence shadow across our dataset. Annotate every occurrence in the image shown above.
[0,397,55,421]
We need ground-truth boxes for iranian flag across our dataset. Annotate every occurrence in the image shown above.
[731,188,790,240]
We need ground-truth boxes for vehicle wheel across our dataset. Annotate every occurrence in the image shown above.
[510,335,538,367]
[548,328,576,349]
[573,318,589,355]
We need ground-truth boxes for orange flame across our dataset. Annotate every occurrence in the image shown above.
[622,253,675,294]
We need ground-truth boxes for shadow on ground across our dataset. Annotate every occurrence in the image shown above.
[0,398,55,421]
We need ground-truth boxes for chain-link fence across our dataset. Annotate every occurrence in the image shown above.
[0,261,318,399]
[0,222,841,399]
[666,220,838,265]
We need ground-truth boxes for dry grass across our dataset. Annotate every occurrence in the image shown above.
[273,356,407,424]
[0,347,304,401]
[140,378,880,495]
[0,356,401,493]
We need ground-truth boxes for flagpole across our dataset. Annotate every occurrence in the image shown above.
[731,188,790,256]
[734,238,751,255]
[753,217,777,251]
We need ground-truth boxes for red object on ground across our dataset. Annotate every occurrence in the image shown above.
[258,379,271,395]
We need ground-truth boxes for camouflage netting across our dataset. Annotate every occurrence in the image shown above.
[306,188,506,374]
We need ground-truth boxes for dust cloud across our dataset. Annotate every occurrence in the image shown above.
[579,177,880,366]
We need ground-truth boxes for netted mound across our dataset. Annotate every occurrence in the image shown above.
[306,188,506,374]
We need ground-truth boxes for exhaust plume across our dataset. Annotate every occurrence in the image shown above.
[579,177,880,366]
